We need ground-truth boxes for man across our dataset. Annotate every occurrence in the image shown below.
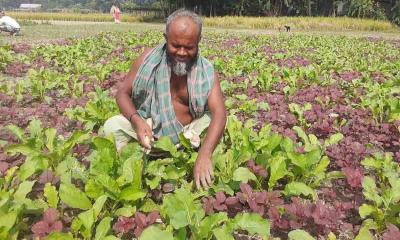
[0,10,20,36]
[104,9,227,190]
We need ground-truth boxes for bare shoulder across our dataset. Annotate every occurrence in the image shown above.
[135,47,153,68]
[117,47,154,95]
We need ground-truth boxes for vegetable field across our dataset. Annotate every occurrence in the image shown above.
[0,31,400,239]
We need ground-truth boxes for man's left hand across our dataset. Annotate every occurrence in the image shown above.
[193,153,214,190]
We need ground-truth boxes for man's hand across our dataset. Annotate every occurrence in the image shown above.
[131,116,153,149]
[193,153,214,190]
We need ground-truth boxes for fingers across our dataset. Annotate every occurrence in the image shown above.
[144,125,153,140]
[205,169,212,186]
[138,131,152,149]
[200,172,209,190]
[209,166,214,179]
[194,165,213,191]
[194,171,201,190]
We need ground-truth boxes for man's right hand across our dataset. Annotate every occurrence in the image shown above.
[131,115,153,149]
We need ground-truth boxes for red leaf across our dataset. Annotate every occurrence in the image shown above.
[146,211,160,225]
[43,208,59,224]
[134,226,144,238]
[342,167,363,188]
[32,221,50,237]
[215,192,226,203]
[383,224,400,240]
[135,212,147,229]
[239,183,253,195]
[49,221,63,232]
[225,196,239,206]
[112,217,135,234]
[202,197,215,215]
[255,191,267,204]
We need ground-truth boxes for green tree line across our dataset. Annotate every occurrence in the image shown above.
[1,0,399,24]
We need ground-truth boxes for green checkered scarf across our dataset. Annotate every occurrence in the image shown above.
[131,42,215,144]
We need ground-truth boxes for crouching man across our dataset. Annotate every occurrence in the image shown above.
[0,10,20,36]
[104,9,227,190]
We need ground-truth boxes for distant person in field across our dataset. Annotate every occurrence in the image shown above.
[0,10,20,36]
[110,5,121,23]
[104,9,227,190]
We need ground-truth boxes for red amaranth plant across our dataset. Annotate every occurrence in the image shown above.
[113,211,159,238]
[31,208,63,238]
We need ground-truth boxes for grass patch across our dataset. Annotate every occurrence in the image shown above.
[0,22,162,45]
[204,16,399,32]
[8,11,152,23]
[6,12,400,32]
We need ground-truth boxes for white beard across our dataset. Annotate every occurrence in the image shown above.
[172,61,188,76]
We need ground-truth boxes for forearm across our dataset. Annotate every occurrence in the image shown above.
[198,110,227,157]
[116,91,139,122]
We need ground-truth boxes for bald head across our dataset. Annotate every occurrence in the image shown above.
[166,9,202,39]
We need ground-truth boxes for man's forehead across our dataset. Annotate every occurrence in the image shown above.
[168,17,199,36]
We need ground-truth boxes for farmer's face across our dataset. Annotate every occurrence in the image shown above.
[164,17,200,76]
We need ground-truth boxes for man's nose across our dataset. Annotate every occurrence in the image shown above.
[177,47,187,57]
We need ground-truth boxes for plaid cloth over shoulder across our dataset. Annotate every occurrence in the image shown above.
[131,42,215,144]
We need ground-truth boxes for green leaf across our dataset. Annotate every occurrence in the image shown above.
[362,176,382,206]
[140,199,160,213]
[198,212,228,239]
[18,156,47,181]
[327,232,337,240]
[354,226,374,240]
[95,217,112,240]
[119,187,146,201]
[120,142,143,161]
[288,229,316,240]
[213,226,234,240]
[78,195,107,236]
[44,183,59,208]
[96,174,120,198]
[78,209,95,234]
[59,183,92,210]
[146,176,161,190]
[114,206,136,217]
[359,204,376,219]
[6,142,40,157]
[6,124,25,142]
[45,232,74,240]
[233,167,257,183]
[162,187,205,229]
[324,133,344,147]
[45,128,57,152]
[265,133,282,153]
[293,126,310,147]
[93,195,108,217]
[268,156,287,190]
[178,132,192,150]
[153,136,178,157]
[139,226,173,240]
[211,181,234,196]
[85,179,104,199]
[14,180,35,203]
[284,182,316,200]
[121,151,143,189]
[28,119,43,138]
[62,130,90,155]
[232,213,270,239]
[0,212,17,232]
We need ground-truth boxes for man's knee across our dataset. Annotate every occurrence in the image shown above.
[104,115,126,136]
